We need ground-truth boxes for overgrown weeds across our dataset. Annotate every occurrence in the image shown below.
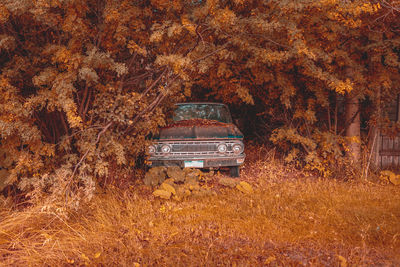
[0,153,399,266]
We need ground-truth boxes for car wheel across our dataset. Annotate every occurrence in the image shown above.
[229,166,240,177]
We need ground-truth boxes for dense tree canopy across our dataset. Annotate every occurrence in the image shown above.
[0,0,399,202]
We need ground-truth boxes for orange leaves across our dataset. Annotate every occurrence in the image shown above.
[235,84,254,105]
[155,54,192,79]
[51,46,82,71]
[0,4,10,23]
[104,8,120,23]
[217,62,232,78]
[151,0,182,11]
[62,9,90,38]
[181,15,196,35]
[127,41,147,56]
[212,7,237,27]
[151,0,172,11]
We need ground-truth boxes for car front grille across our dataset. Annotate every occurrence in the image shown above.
[153,141,239,156]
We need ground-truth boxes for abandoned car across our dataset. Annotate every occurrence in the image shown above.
[147,103,245,177]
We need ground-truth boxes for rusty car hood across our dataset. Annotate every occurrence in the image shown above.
[155,119,243,140]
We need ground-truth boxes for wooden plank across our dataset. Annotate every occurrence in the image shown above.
[381,155,389,168]
[382,136,388,151]
[397,94,400,122]
[389,138,394,167]
[393,156,399,168]
[380,151,400,156]
[394,137,400,151]
[375,133,382,167]
[389,138,395,167]
[389,137,394,151]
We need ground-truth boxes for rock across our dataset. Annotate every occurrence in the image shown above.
[152,189,171,199]
[160,182,176,195]
[218,177,239,188]
[176,186,191,198]
[163,178,175,185]
[167,167,186,182]
[390,174,400,185]
[185,168,202,177]
[188,183,200,191]
[236,181,254,194]
[185,175,198,185]
[144,167,167,186]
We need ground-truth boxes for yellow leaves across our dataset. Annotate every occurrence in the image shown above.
[380,171,400,186]
[359,2,381,13]
[304,161,332,178]
[336,79,353,94]
[271,128,316,151]
[346,135,361,145]
[65,108,83,129]
[337,255,347,267]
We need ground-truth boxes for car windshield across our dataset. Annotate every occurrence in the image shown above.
[173,104,232,123]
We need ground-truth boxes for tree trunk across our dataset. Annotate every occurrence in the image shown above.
[345,92,361,164]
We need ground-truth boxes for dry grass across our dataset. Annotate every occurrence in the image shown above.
[0,152,399,266]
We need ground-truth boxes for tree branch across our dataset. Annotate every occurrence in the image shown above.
[65,121,113,198]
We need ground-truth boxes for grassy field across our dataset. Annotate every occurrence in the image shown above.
[0,153,399,266]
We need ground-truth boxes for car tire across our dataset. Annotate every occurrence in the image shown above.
[229,166,240,177]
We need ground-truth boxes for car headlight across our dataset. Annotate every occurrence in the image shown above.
[161,144,171,154]
[217,143,227,153]
[232,143,243,154]
[148,145,156,155]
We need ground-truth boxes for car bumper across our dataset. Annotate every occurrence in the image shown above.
[147,154,245,168]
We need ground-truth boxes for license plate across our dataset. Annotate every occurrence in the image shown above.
[184,160,204,168]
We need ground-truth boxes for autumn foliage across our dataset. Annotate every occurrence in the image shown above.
[0,0,400,203]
